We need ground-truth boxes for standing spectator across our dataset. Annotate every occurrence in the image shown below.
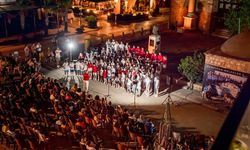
[55,47,62,68]
[24,44,30,59]
[36,42,42,61]
[145,119,155,135]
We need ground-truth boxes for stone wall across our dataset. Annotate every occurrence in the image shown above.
[205,53,250,74]
[170,0,187,27]
[197,0,209,32]
[170,0,218,33]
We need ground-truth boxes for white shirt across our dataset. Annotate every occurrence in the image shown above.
[154,77,159,87]
[70,62,74,68]
[119,43,125,51]
[24,46,30,56]
[76,62,80,70]
[36,43,42,52]
[145,77,151,86]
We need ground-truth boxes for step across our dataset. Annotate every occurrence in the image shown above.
[212,28,232,39]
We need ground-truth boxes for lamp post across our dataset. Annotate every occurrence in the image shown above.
[79,12,83,27]
[134,89,137,110]
[68,40,75,61]
[133,79,138,110]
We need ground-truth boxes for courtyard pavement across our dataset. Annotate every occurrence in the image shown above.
[42,67,228,137]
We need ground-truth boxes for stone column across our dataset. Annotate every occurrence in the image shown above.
[203,0,215,34]
[187,0,195,17]
[183,0,197,30]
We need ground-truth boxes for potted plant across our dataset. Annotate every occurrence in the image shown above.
[85,15,97,28]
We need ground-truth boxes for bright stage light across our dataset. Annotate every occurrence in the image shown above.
[68,42,74,49]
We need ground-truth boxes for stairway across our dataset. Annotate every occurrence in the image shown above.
[212,28,233,39]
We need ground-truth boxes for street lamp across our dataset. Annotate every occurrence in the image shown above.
[79,12,83,26]
[67,40,75,61]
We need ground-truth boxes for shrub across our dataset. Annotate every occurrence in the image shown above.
[85,15,97,28]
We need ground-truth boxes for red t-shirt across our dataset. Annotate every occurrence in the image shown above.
[87,63,92,69]
[128,47,132,53]
[92,65,97,73]
[151,54,157,61]
[83,73,90,81]
[123,70,128,75]
[162,56,167,64]
[135,48,141,55]
[157,54,163,62]
[140,50,145,57]
[76,121,86,129]
[129,47,136,53]
[118,69,122,75]
[103,70,107,78]
[65,95,72,101]
[146,53,151,59]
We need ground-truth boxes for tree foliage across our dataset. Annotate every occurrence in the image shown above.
[85,15,97,28]
[16,0,30,6]
[225,0,250,35]
[178,53,205,83]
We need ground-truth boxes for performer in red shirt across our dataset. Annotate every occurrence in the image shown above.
[157,53,163,62]
[118,68,122,78]
[92,64,98,80]
[151,53,157,61]
[145,51,151,59]
[135,46,141,55]
[162,56,168,69]
[128,45,136,53]
[103,69,107,84]
[87,62,93,79]
[139,48,145,57]
[83,72,90,92]
[123,68,128,75]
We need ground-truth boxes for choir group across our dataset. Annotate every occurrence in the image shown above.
[63,39,167,97]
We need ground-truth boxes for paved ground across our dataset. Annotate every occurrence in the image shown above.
[42,67,227,137]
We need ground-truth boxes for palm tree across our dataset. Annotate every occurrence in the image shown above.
[59,0,72,33]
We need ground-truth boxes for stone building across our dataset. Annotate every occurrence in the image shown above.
[202,31,250,105]
[170,0,240,34]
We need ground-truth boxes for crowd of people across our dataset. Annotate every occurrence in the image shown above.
[0,38,218,150]
[0,52,157,149]
[62,39,167,97]
[171,133,214,150]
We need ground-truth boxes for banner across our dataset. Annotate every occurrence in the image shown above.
[202,64,249,104]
